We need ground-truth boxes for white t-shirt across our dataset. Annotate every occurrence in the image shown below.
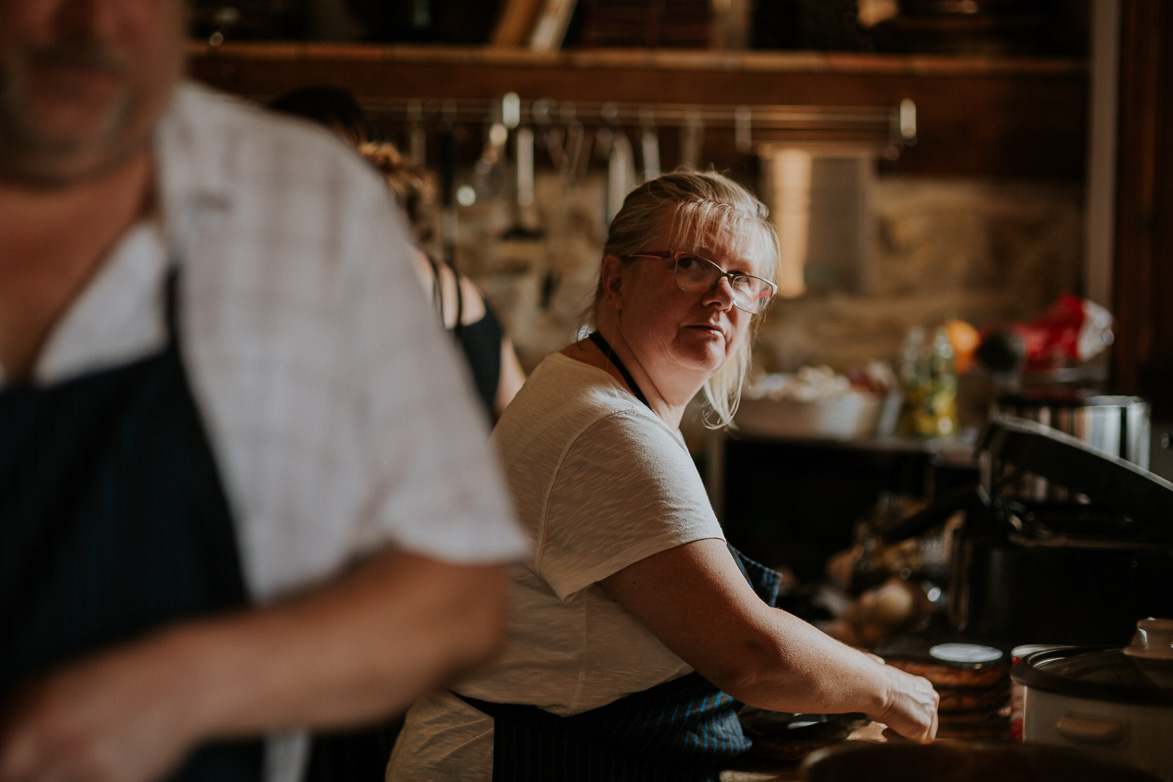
[1,82,528,782]
[387,352,725,781]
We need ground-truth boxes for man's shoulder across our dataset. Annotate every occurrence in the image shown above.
[169,81,334,145]
[160,81,383,201]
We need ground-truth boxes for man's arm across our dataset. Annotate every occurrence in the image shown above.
[0,549,507,782]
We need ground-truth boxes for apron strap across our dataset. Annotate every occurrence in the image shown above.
[588,331,651,409]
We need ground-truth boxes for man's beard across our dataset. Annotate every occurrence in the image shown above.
[0,43,141,187]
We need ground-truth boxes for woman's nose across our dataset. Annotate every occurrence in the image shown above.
[703,275,736,310]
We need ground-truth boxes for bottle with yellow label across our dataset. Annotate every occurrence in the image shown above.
[911,326,958,437]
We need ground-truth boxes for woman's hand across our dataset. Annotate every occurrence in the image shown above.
[870,662,940,742]
[601,539,940,738]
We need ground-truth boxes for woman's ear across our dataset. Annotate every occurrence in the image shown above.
[600,255,624,302]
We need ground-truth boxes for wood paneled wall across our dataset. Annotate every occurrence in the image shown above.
[1113,0,1173,418]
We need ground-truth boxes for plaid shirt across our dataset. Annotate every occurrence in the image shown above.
[3,81,527,782]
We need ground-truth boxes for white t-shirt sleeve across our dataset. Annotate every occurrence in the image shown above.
[536,410,723,601]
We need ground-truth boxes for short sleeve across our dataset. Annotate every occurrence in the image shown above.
[340,183,527,565]
[535,411,723,601]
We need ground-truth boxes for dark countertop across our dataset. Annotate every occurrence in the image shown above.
[720,721,890,781]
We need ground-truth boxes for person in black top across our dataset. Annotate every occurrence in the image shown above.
[361,140,526,421]
[267,88,525,422]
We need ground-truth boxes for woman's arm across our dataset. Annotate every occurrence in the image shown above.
[600,538,938,741]
[0,549,508,782]
[493,335,526,419]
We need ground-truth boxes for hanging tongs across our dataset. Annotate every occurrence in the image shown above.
[602,104,637,224]
[639,109,661,183]
[501,92,543,241]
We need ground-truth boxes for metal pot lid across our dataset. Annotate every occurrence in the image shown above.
[1011,646,1173,705]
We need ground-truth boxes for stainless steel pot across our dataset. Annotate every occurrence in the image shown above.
[993,391,1151,502]
[1012,620,1173,781]
[801,740,1162,781]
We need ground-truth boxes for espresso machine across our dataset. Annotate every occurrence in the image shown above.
[883,415,1173,647]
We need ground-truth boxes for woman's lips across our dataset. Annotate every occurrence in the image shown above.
[687,323,726,338]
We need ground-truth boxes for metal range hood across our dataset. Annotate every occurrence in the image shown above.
[758,99,916,298]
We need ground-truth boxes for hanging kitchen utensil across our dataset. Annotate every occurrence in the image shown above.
[571,117,591,186]
[556,103,586,188]
[606,129,636,224]
[487,94,549,306]
[531,98,559,169]
[593,125,614,167]
[734,105,753,154]
[599,103,636,223]
[680,110,704,169]
[406,100,426,166]
[639,109,661,183]
[506,125,540,235]
[436,103,459,264]
[501,106,543,241]
[536,103,589,311]
[470,98,509,203]
[499,93,542,240]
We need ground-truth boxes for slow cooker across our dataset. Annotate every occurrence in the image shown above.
[1012,618,1173,781]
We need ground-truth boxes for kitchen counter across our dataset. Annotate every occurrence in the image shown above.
[720,722,1022,781]
[720,721,891,781]
[707,429,979,585]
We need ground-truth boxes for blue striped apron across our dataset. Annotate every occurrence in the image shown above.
[458,545,784,782]
[0,272,264,781]
[453,332,786,781]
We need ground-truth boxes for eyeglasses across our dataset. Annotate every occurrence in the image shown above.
[624,250,777,315]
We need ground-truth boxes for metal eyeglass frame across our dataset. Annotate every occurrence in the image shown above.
[624,250,777,314]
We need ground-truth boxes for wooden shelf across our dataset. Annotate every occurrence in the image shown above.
[188,42,1088,178]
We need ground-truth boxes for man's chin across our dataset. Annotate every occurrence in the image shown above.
[0,135,148,188]
[0,102,147,186]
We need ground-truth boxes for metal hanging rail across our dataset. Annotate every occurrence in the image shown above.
[358,95,918,157]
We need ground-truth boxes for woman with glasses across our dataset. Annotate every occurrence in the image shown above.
[387,170,938,782]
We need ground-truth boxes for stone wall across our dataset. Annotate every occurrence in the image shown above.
[755,176,1086,375]
[449,170,1085,395]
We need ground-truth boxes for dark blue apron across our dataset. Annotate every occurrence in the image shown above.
[453,332,787,781]
[0,271,264,781]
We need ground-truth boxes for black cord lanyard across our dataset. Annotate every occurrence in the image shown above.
[588,331,651,410]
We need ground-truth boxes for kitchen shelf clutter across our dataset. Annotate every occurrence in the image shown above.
[189,41,1087,178]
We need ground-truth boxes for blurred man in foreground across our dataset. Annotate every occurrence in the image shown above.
[0,1,527,780]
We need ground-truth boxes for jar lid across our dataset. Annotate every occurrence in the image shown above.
[1011,646,1173,705]
[929,643,1004,664]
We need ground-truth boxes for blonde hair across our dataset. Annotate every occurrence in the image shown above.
[359,141,438,246]
[591,169,780,428]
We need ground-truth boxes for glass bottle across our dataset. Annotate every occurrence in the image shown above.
[913,326,958,437]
